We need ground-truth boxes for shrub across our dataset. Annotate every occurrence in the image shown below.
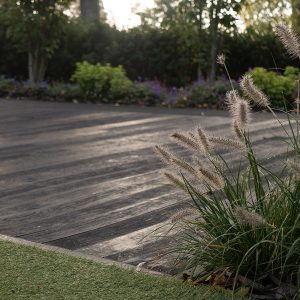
[46,82,82,102]
[0,78,16,97]
[155,26,300,299]
[127,81,161,106]
[249,66,297,109]
[71,62,132,101]
[187,80,238,109]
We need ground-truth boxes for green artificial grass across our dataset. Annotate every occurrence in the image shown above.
[0,240,234,300]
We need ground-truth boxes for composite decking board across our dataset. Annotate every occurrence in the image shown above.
[0,117,284,177]
[5,190,183,238]
[44,201,188,249]
[0,99,290,265]
[0,184,176,230]
[0,141,285,206]
[0,136,289,219]
[0,170,163,213]
[0,124,288,191]
[3,115,179,138]
[0,147,289,241]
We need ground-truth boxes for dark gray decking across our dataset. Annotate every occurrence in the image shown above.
[0,99,289,271]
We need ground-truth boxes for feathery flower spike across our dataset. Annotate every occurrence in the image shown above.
[170,156,197,176]
[232,120,244,142]
[154,145,173,164]
[235,99,251,129]
[275,24,300,59]
[234,206,267,227]
[287,158,300,180]
[209,136,246,150]
[194,158,224,189]
[216,54,226,65]
[226,90,238,112]
[240,75,270,107]
[161,170,187,191]
[196,127,212,153]
[171,132,200,152]
[198,167,225,189]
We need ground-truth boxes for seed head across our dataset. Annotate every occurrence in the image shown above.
[154,145,173,164]
[216,54,226,65]
[232,120,244,142]
[240,75,270,108]
[235,99,251,129]
[275,24,300,59]
[170,156,197,177]
[196,127,213,153]
[234,206,267,228]
[209,136,246,151]
[171,131,200,152]
[194,158,225,189]
[198,166,225,190]
[226,90,238,114]
[287,158,300,180]
[161,170,187,191]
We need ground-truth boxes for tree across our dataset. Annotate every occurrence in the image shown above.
[80,0,105,22]
[240,0,290,33]
[2,0,73,83]
[139,0,242,83]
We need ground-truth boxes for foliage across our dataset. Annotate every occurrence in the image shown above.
[0,77,82,102]
[0,78,16,97]
[0,10,298,87]
[71,61,132,100]
[187,80,238,109]
[155,30,300,299]
[240,0,290,33]
[249,67,297,108]
[1,0,74,82]
[139,0,243,81]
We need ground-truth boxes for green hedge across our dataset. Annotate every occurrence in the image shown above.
[71,62,133,100]
[248,67,298,109]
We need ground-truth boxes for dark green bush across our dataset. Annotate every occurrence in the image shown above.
[45,83,82,102]
[249,67,298,109]
[71,62,133,101]
[0,78,16,97]
[187,80,238,109]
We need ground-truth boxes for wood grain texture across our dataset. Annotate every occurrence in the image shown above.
[0,99,288,267]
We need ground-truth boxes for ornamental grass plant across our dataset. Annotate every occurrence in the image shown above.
[155,25,300,299]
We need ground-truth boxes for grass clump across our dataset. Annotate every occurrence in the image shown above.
[155,25,300,300]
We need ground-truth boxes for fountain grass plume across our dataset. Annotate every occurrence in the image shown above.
[240,74,270,108]
[275,24,300,59]
[287,158,300,180]
[196,127,213,153]
[171,132,200,152]
[161,170,187,191]
[235,99,251,129]
[209,136,246,150]
[233,206,268,228]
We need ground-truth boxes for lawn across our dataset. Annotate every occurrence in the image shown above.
[0,240,233,300]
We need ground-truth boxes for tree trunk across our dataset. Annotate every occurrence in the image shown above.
[209,19,218,84]
[196,0,205,81]
[208,0,221,84]
[28,46,47,83]
[80,0,100,22]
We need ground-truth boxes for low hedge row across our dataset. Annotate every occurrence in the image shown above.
[1,64,299,110]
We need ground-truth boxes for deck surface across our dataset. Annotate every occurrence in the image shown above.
[0,99,289,270]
